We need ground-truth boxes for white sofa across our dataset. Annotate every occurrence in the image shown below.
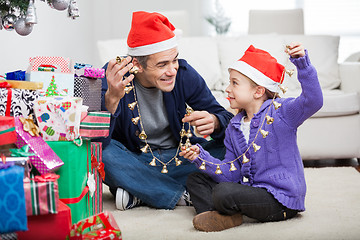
[97,34,360,161]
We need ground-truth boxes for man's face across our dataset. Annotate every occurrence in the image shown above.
[135,47,179,92]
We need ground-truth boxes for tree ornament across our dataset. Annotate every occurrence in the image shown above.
[273,101,282,110]
[68,0,80,19]
[161,165,168,174]
[252,143,261,152]
[124,86,133,94]
[242,155,249,164]
[175,157,182,166]
[52,0,70,11]
[180,129,186,137]
[2,13,17,31]
[129,66,139,74]
[131,117,140,125]
[25,0,37,24]
[229,162,237,171]
[285,69,295,77]
[140,144,149,153]
[128,102,137,110]
[138,131,147,140]
[260,129,269,138]
[199,161,206,170]
[215,165,223,175]
[149,158,156,166]
[266,115,274,124]
[14,17,33,36]
[279,85,287,94]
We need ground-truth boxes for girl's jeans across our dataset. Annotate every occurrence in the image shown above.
[187,172,299,222]
[103,139,226,209]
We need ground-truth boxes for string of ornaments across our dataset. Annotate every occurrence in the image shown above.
[116,45,294,175]
[0,0,79,36]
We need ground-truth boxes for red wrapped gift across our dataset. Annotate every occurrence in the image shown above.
[67,211,122,240]
[24,173,60,216]
[17,200,72,240]
[0,116,16,145]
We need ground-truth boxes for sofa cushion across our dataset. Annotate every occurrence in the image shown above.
[177,37,222,90]
[284,89,359,117]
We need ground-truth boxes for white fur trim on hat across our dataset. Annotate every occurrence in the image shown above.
[229,61,280,93]
[127,35,178,56]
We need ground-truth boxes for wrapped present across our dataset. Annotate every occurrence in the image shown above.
[5,70,25,80]
[50,140,101,223]
[0,116,16,145]
[33,96,83,141]
[67,211,122,240]
[74,77,102,111]
[75,67,105,79]
[24,173,60,216]
[0,164,27,233]
[79,112,110,139]
[26,56,75,96]
[90,142,104,214]
[17,200,72,240]
[15,117,64,174]
[0,79,43,90]
[0,82,40,117]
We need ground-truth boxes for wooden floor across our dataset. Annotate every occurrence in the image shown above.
[303,158,360,173]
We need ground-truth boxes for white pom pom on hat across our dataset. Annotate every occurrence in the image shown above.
[127,11,181,56]
[229,45,285,93]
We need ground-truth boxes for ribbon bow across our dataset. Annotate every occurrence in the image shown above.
[10,145,36,157]
[91,154,105,180]
[33,173,60,182]
[19,115,41,137]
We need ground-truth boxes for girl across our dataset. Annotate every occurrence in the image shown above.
[179,43,323,232]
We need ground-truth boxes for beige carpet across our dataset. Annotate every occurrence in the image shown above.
[103,167,360,240]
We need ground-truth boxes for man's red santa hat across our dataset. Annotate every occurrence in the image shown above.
[127,11,181,56]
[229,45,285,92]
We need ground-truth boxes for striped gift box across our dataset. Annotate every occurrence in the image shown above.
[24,173,59,216]
[80,111,110,139]
[91,142,103,215]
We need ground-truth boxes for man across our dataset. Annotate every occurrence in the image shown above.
[100,11,233,211]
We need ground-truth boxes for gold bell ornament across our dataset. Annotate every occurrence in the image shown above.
[199,161,206,170]
[266,115,274,124]
[215,165,223,175]
[229,162,237,171]
[161,165,168,174]
[253,143,261,152]
[149,158,157,166]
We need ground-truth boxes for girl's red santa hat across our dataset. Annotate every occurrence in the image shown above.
[127,11,181,56]
[229,45,285,92]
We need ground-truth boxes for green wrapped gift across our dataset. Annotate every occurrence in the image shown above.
[48,140,98,223]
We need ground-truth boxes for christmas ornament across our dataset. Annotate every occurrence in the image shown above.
[68,0,80,19]
[2,13,17,31]
[15,17,33,36]
[52,0,70,11]
[25,0,37,24]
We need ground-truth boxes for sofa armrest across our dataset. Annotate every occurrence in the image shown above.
[339,62,360,93]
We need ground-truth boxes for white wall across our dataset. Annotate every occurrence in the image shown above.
[0,0,209,74]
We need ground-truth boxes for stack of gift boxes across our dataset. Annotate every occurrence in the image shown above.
[0,56,121,240]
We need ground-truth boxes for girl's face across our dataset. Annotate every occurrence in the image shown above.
[225,69,257,110]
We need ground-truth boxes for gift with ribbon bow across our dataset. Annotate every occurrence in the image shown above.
[67,211,122,240]
[24,173,60,216]
[15,117,64,175]
[90,142,104,215]
[79,111,110,139]
[49,140,99,223]
[0,116,16,145]
[0,164,28,233]
[0,82,40,117]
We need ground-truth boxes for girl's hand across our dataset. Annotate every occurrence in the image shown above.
[286,42,305,58]
[179,145,200,161]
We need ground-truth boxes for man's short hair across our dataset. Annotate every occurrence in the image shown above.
[131,55,149,69]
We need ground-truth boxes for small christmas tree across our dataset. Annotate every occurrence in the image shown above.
[46,75,59,96]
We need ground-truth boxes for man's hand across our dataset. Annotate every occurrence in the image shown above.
[105,56,135,114]
[179,145,200,161]
[182,111,220,136]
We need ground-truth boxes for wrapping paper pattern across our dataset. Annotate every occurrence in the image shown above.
[24,173,60,216]
[0,80,43,90]
[0,116,16,146]
[17,200,72,240]
[15,117,64,174]
[74,77,102,111]
[68,212,122,240]
[80,111,110,138]
[0,165,27,233]
[26,72,75,96]
[91,142,103,215]
[0,88,39,117]
[50,140,97,223]
[75,67,105,79]
[33,96,83,141]
[29,56,72,73]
